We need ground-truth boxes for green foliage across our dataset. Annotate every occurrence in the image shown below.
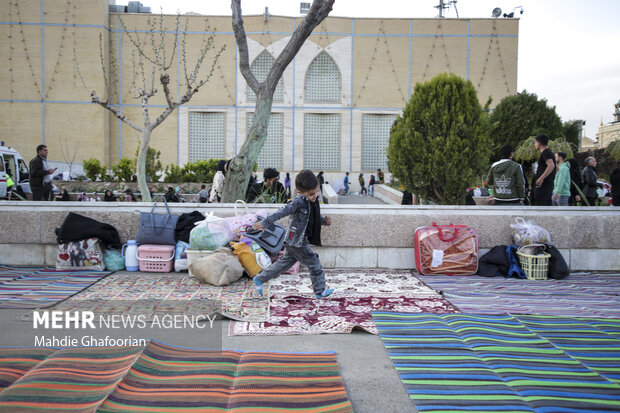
[489,90,563,157]
[82,158,106,181]
[135,146,162,182]
[514,136,574,162]
[387,73,490,205]
[607,140,620,161]
[562,120,582,153]
[163,159,221,183]
[112,158,134,182]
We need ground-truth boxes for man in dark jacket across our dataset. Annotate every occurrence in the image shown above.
[582,157,602,206]
[246,168,287,203]
[29,144,56,201]
[487,145,525,205]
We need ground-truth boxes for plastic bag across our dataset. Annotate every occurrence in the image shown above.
[230,238,272,277]
[189,212,233,250]
[103,248,125,271]
[510,217,551,247]
[222,201,268,240]
[189,248,244,286]
[174,241,191,272]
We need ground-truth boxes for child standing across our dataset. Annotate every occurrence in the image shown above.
[252,170,334,299]
[359,173,367,196]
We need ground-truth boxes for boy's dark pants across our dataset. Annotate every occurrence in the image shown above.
[254,239,326,296]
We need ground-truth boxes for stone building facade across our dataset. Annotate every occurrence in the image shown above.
[0,0,519,180]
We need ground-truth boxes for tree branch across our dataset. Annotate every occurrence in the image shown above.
[231,0,260,92]
[266,0,334,93]
[91,91,143,132]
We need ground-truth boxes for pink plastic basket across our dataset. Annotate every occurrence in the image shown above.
[137,244,175,272]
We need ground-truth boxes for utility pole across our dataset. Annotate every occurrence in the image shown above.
[435,0,447,18]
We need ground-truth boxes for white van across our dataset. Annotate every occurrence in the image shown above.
[0,142,31,199]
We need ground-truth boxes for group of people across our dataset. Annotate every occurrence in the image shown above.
[487,134,619,206]
[343,168,384,196]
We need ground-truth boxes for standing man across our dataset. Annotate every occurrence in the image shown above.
[582,157,602,206]
[487,144,525,205]
[532,134,556,206]
[552,152,570,206]
[29,144,55,201]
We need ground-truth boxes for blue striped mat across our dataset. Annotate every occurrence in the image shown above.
[373,312,620,412]
[0,265,111,309]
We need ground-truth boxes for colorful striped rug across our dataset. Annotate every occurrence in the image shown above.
[0,265,112,309]
[420,272,620,317]
[373,312,620,412]
[0,341,353,412]
[0,345,145,411]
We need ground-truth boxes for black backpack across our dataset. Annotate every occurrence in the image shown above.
[545,244,570,279]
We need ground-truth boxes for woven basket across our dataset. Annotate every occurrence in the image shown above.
[516,244,550,280]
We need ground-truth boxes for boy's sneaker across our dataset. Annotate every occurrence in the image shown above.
[253,276,264,296]
[315,288,334,299]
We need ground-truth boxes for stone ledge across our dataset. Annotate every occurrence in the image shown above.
[0,202,618,253]
[1,244,616,272]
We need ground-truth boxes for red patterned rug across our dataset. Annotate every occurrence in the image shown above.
[229,269,459,335]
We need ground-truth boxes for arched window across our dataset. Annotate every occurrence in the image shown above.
[304,51,341,103]
[247,50,283,102]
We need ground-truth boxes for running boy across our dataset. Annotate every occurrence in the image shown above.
[252,170,334,299]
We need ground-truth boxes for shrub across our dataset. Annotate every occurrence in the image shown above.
[82,158,106,181]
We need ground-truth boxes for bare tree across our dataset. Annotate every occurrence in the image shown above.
[222,0,334,202]
[80,14,224,202]
[58,138,80,179]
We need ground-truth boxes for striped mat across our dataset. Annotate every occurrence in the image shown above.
[0,265,112,309]
[0,341,353,412]
[420,272,620,317]
[373,313,620,412]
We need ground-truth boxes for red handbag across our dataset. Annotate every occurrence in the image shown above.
[414,222,478,275]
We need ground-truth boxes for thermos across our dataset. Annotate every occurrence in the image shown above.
[122,240,139,271]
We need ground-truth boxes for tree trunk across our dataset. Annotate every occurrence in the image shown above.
[223,0,334,203]
[222,94,273,202]
[136,128,152,202]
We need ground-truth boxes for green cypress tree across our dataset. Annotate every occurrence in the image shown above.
[388,73,489,204]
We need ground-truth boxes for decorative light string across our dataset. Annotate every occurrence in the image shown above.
[355,20,407,106]
[422,20,452,81]
[477,23,511,95]
[13,1,42,97]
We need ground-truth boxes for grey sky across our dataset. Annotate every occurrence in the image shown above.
[146,0,620,139]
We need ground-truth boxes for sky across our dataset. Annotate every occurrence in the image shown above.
[144,0,620,140]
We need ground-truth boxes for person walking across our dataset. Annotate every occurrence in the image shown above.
[284,172,292,200]
[532,134,556,206]
[209,159,227,203]
[552,152,571,206]
[582,156,602,206]
[343,172,350,195]
[368,174,376,196]
[487,144,525,205]
[252,170,334,299]
[29,144,56,201]
[358,173,367,196]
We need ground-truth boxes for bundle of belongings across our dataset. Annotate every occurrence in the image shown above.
[187,209,296,286]
[55,212,122,271]
[477,217,569,280]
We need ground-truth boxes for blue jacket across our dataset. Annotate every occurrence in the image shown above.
[261,195,326,248]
